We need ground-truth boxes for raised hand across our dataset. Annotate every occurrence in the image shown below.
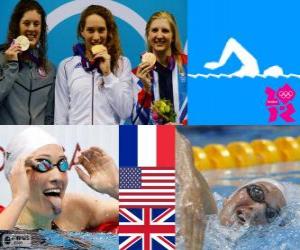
[75,147,118,199]
[0,157,30,230]
[136,62,153,93]
[93,46,111,76]
[4,43,22,61]
[9,157,30,201]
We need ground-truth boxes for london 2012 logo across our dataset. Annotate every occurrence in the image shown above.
[265,84,296,123]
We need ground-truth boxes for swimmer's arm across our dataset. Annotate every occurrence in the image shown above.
[176,131,217,250]
[0,157,30,229]
[0,196,28,230]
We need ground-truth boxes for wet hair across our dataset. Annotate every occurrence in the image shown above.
[77,5,122,73]
[146,11,184,73]
[6,0,48,71]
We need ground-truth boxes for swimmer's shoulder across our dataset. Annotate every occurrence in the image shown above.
[55,193,118,231]
[54,193,92,231]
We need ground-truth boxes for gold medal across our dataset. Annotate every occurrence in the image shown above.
[91,44,107,55]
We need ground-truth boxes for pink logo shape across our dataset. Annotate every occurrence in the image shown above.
[265,87,279,106]
[277,84,296,104]
[265,83,296,123]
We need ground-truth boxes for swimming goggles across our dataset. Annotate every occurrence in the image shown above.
[246,184,280,223]
[32,159,69,173]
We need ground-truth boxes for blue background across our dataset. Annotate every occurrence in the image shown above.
[188,0,300,124]
[189,0,300,75]
[0,0,187,68]
[189,77,300,125]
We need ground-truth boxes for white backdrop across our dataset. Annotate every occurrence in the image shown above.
[0,125,119,205]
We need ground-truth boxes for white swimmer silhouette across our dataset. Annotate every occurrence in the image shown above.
[204,38,286,77]
[188,37,300,79]
[204,38,259,77]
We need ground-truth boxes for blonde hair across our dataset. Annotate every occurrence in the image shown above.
[146,11,184,73]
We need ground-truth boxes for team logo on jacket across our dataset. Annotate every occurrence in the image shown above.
[38,68,47,78]
[74,62,82,69]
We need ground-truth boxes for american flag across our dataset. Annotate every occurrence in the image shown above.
[119,167,175,207]
[119,125,175,250]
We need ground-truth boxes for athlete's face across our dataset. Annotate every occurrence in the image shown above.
[147,18,173,56]
[219,182,286,226]
[26,144,68,218]
[81,14,108,53]
[19,10,42,48]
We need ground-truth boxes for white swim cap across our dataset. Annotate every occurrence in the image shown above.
[4,127,59,179]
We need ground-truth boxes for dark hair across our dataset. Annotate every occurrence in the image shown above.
[6,0,48,71]
[77,5,122,73]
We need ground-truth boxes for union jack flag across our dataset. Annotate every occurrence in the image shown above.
[119,126,175,250]
[119,207,175,250]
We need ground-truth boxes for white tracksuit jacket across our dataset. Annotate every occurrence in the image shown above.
[54,56,133,124]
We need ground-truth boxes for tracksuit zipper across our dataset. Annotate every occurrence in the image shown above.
[92,71,95,124]
[28,69,33,124]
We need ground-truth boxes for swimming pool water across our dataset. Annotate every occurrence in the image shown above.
[0,230,118,249]
[41,231,118,249]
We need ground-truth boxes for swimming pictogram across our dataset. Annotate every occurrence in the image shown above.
[189,38,300,79]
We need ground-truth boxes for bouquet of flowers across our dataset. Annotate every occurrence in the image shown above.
[151,99,176,124]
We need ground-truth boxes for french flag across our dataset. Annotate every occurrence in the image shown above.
[119,125,175,168]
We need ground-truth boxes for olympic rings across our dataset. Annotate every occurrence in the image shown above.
[278,90,294,99]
